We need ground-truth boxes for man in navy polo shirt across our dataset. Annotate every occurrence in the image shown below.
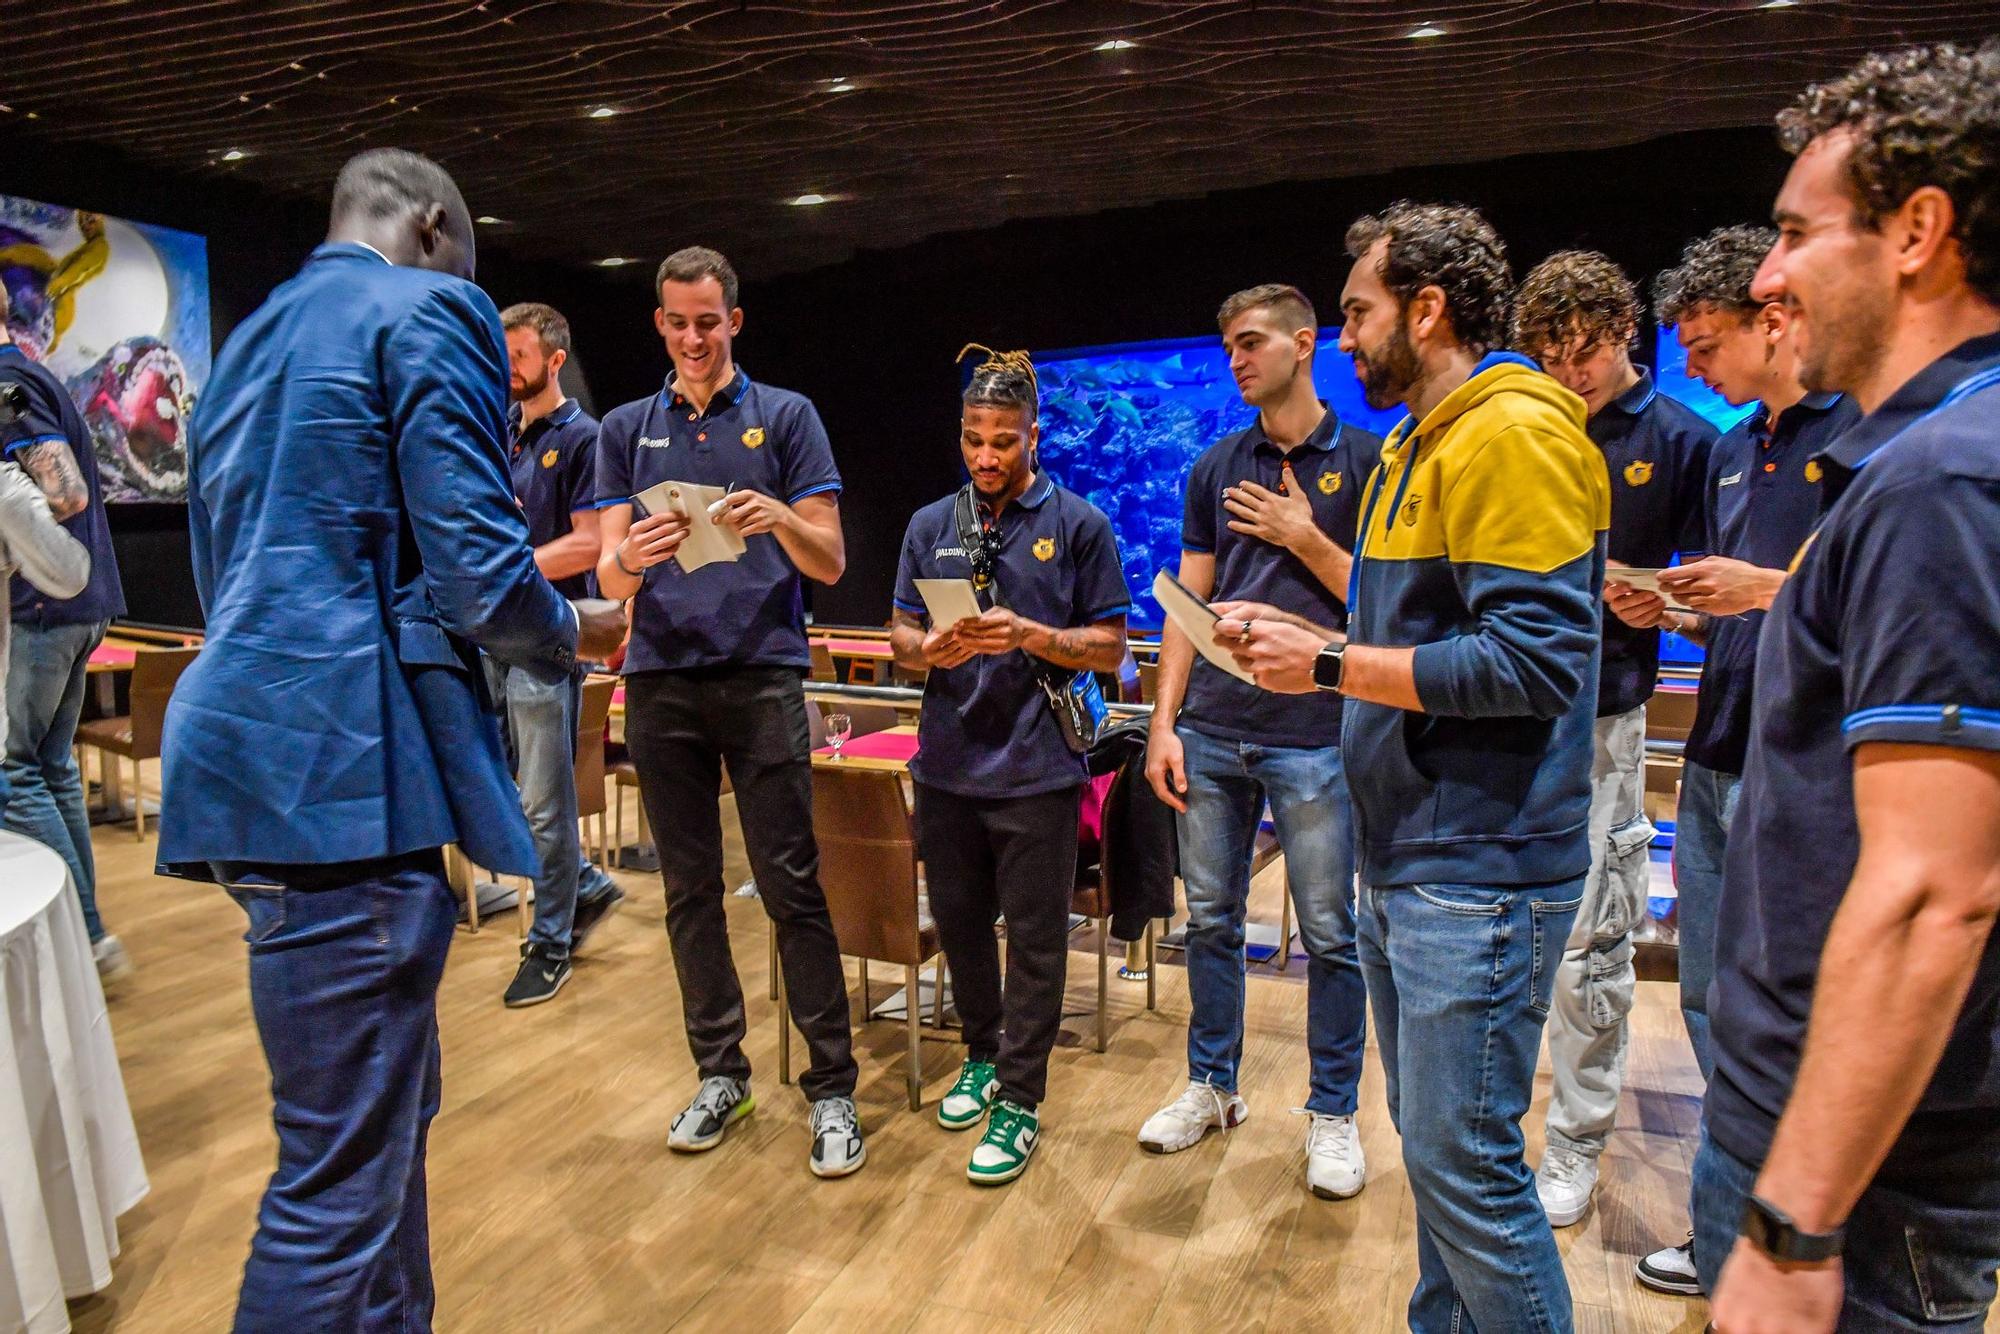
[1133,284,1379,1203]
[889,346,1129,1186]
[1620,224,1857,1297]
[489,302,621,1007]
[1696,42,2000,1329]
[0,283,130,979]
[1513,250,1716,1227]
[595,246,863,1179]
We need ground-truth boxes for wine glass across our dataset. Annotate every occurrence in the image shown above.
[825,712,853,760]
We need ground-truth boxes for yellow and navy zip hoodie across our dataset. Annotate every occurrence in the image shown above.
[1344,352,1610,888]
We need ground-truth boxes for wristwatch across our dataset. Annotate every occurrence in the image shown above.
[1312,642,1346,693]
[1740,1194,1845,1263]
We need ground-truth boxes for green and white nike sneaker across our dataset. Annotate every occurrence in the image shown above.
[937,1059,1000,1131]
[967,1100,1039,1186]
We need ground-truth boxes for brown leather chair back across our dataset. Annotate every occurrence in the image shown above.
[812,765,925,965]
[127,647,201,757]
[574,675,616,820]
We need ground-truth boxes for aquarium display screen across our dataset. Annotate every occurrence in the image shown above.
[1032,334,1404,628]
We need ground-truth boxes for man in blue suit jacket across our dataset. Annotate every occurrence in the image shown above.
[160,149,622,1332]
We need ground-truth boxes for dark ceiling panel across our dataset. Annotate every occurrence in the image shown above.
[4,1,1994,276]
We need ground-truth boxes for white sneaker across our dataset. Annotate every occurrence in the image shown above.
[1635,1232,1701,1295]
[1536,1144,1599,1227]
[1137,1080,1247,1154]
[93,934,134,983]
[1297,1110,1366,1199]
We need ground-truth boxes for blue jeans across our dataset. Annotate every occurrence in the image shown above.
[222,851,455,1333]
[1358,877,1584,1334]
[1674,762,1740,1083]
[1692,1127,2000,1327]
[487,661,613,958]
[4,618,108,940]
[1176,726,1364,1115]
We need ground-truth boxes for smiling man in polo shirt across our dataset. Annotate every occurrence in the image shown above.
[1693,41,2000,1330]
[595,245,862,1180]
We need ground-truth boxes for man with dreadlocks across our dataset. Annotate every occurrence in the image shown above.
[1512,250,1716,1229]
[889,345,1131,1185]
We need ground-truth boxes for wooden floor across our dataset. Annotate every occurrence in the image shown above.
[67,765,1738,1332]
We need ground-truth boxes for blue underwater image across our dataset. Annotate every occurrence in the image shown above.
[1032,334,1404,628]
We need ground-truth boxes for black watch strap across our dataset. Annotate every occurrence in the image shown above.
[1741,1194,1844,1263]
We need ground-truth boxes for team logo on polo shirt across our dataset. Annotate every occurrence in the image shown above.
[1317,470,1343,495]
[541,448,559,468]
[742,426,766,449]
[1804,459,1824,484]
[1033,536,1056,561]
[1623,460,1654,487]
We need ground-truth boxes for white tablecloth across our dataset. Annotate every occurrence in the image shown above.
[0,832,147,1334]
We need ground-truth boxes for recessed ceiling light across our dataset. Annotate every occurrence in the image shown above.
[1096,39,1137,51]
[826,81,857,93]
[596,256,634,267]
[787,193,834,207]
[475,215,504,225]
[1408,23,1446,38]
[221,148,247,161]
[588,105,618,119]
[1759,0,1799,8]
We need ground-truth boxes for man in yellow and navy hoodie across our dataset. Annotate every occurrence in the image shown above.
[1221,201,1608,1334]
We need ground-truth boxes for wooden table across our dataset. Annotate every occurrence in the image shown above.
[811,723,917,773]
[812,636,895,662]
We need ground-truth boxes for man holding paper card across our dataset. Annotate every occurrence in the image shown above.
[889,346,1130,1187]
[1511,251,1717,1228]
[1219,204,1608,1332]
[1133,284,1382,1205]
[594,246,863,1181]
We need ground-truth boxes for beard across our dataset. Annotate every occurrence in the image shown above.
[1355,320,1422,411]
[510,367,550,403]
[1795,281,1893,397]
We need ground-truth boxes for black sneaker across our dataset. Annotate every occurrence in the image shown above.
[570,883,626,951]
[503,944,571,1008]
[1635,1232,1701,1296]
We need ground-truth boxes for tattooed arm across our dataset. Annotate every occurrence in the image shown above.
[11,436,88,522]
[953,607,1127,673]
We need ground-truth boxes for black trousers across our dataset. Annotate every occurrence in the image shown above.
[915,782,1082,1109]
[625,666,857,1101]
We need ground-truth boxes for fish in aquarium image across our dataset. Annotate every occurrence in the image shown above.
[1032,335,1402,627]
[0,193,212,502]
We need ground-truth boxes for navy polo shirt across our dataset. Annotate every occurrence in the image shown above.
[1178,409,1381,748]
[508,398,598,599]
[1682,392,1857,774]
[1708,332,2000,1169]
[595,367,841,673]
[893,475,1131,799]
[1589,370,1716,718]
[1,345,125,627]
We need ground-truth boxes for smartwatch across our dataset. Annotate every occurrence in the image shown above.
[1312,642,1346,693]
[1740,1194,1845,1263]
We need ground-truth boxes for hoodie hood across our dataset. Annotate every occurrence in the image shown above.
[1381,351,1587,462]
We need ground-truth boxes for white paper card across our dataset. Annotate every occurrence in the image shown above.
[631,480,748,574]
[1152,569,1255,684]
[1607,567,1697,613]
[914,578,984,627]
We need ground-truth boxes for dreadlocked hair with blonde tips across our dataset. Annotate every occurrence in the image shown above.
[957,343,1039,419]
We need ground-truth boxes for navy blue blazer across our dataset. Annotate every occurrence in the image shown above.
[160,243,577,877]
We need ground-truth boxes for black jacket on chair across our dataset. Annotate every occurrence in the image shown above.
[1084,720,1178,941]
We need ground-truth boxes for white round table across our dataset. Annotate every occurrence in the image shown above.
[0,832,147,1333]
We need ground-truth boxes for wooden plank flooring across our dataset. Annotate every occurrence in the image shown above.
[62,762,1981,1332]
